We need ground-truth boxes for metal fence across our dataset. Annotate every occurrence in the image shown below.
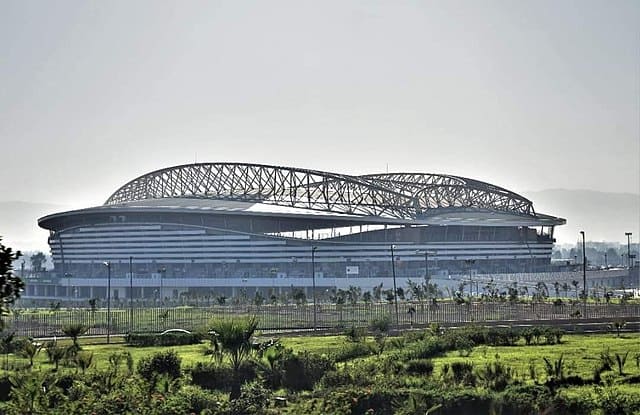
[5,302,639,338]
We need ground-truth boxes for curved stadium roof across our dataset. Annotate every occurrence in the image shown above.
[103,162,563,226]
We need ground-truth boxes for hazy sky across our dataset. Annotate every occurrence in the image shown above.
[1,0,639,212]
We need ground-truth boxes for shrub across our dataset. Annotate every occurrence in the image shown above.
[0,376,10,402]
[137,350,181,382]
[405,359,434,377]
[343,325,366,342]
[161,385,223,414]
[370,315,391,334]
[319,369,353,388]
[191,361,257,391]
[449,361,476,386]
[125,332,203,347]
[332,342,377,362]
[279,350,334,391]
[477,360,514,391]
[226,380,271,415]
[499,384,554,414]
[402,337,446,360]
[484,327,520,346]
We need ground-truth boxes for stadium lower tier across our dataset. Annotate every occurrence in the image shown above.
[48,222,554,281]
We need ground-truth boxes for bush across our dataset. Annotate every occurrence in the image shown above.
[499,384,554,414]
[191,361,257,391]
[449,361,476,386]
[161,385,224,414]
[405,359,434,377]
[402,337,447,360]
[484,327,520,346]
[319,369,353,388]
[343,326,366,342]
[332,342,377,362]
[125,332,203,347]
[477,360,515,391]
[370,315,391,334]
[137,350,181,382]
[0,376,10,402]
[288,351,334,390]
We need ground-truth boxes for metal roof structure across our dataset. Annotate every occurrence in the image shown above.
[105,162,540,221]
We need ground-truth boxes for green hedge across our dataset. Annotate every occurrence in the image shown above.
[125,332,204,347]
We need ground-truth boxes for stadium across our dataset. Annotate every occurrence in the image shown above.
[35,162,565,301]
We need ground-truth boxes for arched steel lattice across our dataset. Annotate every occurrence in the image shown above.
[105,163,535,219]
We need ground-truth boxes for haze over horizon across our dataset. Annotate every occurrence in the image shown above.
[1,1,638,251]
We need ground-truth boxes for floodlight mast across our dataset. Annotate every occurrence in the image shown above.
[102,261,111,344]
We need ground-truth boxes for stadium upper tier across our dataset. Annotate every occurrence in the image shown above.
[85,162,563,227]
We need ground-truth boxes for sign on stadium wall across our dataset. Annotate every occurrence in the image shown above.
[346,266,360,275]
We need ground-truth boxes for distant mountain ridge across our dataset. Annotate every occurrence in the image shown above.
[1,189,638,251]
[522,189,640,245]
[0,201,71,252]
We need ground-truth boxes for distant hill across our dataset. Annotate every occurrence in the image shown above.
[522,189,640,245]
[0,201,71,252]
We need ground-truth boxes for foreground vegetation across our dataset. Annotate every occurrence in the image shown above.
[0,320,639,414]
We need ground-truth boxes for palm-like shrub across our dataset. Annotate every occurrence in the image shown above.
[209,316,258,399]
[74,351,93,374]
[44,341,66,371]
[19,341,41,368]
[62,323,88,350]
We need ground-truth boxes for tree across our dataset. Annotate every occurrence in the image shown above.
[29,252,46,273]
[209,316,259,399]
[19,341,41,368]
[373,283,383,303]
[561,282,570,298]
[62,323,88,351]
[0,238,25,317]
[571,280,580,299]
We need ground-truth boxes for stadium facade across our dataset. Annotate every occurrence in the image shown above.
[36,162,565,301]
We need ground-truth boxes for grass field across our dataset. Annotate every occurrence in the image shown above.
[4,330,640,381]
[433,332,640,381]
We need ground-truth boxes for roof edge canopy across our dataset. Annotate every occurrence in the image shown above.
[104,162,542,221]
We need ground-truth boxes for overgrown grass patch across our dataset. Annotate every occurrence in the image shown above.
[432,332,640,382]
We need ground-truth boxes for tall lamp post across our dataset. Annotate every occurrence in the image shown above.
[390,245,399,329]
[102,261,111,344]
[580,231,587,317]
[311,246,318,331]
[464,259,476,297]
[158,267,166,305]
[129,256,133,333]
[625,232,632,268]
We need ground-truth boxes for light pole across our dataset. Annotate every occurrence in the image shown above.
[464,259,475,297]
[158,267,166,305]
[415,250,430,284]
[102,261,111,344]
[390,245,399,329]
[625,232,632,268]
[311,246,318,331]
[129,256,133,333]
[580,231,586,317]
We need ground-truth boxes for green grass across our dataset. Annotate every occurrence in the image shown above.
[432,332,640,382]
[3,331,640,382]
[280,334,347,355]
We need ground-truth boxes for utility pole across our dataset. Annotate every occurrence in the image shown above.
[129,256,133,333]
[625,232,632,268]
[311,246,318,331]
[580,231,587,318]
[390,245,399,329]
[102,261,111,344]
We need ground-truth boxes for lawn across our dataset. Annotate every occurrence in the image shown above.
[432,332,640,381]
